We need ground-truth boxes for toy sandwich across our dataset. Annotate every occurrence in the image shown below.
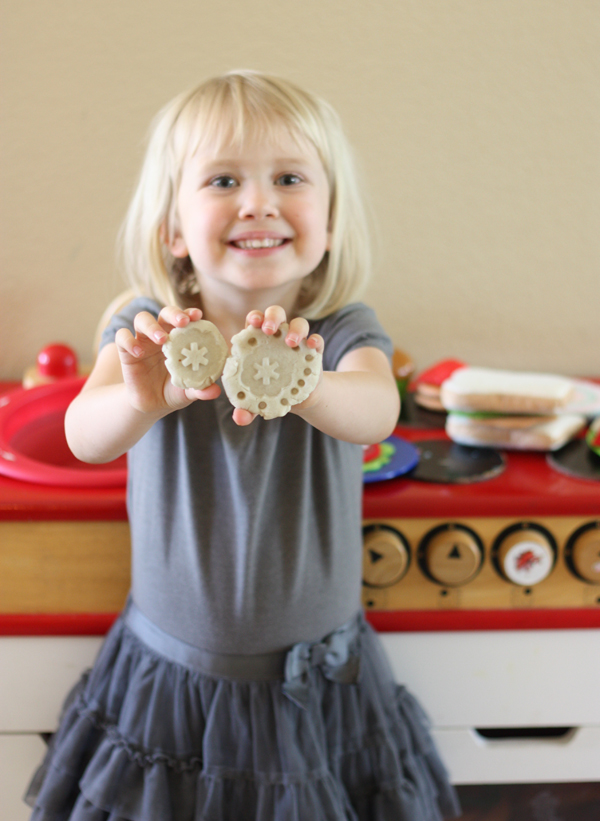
[411,359,465,411]
[439,366,586,451]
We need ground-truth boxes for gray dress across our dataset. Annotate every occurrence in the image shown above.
[26,299,460,821]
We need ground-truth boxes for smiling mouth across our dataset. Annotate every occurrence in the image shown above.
[230,238,288,250]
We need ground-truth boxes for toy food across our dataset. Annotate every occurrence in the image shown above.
[440,367,575,414]
[162,320,228,390]
[222,324,322,419]
[446,411,586,451]
[411,359,466,411]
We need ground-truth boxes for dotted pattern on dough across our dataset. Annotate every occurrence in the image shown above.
[222,324,322,419]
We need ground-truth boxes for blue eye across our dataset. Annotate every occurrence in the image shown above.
[276,174,302,186]
[210,175,237,189]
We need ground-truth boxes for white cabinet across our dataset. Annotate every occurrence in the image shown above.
[2,629,599,818]
[0,637,102,819]
[380,629,600,784]
[0,734,47,821]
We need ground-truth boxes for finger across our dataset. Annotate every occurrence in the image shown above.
[245,310,264,329]
[186,383,222,402]
[285,317,310,347]
[134,307,202,347]
[261,305,287,334]
[114,327,145,359]
[133,311,170,344]
[157,306,202,332]
[232,407,257,426]
[306,333,324,354]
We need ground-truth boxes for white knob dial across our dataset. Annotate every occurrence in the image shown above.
[496,526,555,586]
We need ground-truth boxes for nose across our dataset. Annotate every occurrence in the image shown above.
[237,181,279,220]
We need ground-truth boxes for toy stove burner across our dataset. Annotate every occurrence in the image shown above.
[547,439,600,482]
[410,439,506,484]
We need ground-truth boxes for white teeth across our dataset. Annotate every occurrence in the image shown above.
[233,238,285,249]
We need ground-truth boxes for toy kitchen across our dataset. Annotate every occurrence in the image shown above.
[1,353,600,819]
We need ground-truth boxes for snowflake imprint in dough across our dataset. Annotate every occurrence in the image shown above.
[162,320,228,390]
[182,343,209,370]
[253,357,280,385]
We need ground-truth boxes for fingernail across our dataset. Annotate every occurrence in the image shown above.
[263,322,275,333]
[154,331,166,342]
[287,335,298,347]
[133,346,143,357]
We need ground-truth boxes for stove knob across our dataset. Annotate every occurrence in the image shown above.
[362,525,410,587]
[420,524,483,587]
[494,524,556,586]
[567,522,600,584]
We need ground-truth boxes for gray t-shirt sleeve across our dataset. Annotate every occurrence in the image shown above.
[99,297,163,351]
[311,303,394,372]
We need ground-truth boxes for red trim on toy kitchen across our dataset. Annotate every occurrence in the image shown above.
[2,608,600,636]
[0,613,120,636]
[366,609,600,632]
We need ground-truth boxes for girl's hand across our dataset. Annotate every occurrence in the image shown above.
[115,306,221,414]
[232,306,324,426]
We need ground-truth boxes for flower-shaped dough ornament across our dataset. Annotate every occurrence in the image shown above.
[222,324,322,419]
[162,320,228,390]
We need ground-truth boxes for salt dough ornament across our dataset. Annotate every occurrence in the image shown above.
[162,320,228,390]
[222,324,322,419]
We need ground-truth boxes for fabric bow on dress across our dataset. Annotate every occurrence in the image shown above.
[282,613,362,709]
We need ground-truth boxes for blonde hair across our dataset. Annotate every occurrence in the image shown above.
[119,70,371,318]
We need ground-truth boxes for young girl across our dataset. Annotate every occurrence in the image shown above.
[26,70,460,821]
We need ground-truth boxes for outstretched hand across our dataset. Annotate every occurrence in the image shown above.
[114,306,221,415]
[232,305,324,427]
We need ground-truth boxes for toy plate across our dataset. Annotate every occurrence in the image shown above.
[0,378,127,487]
[362,435,420,483]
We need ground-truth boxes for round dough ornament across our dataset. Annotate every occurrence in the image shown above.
[222,324,322,419]
[162,320,227,390]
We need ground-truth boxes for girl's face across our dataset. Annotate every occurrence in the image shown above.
[169,127,331,303]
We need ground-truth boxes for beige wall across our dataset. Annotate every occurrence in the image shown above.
[1,0,598,381]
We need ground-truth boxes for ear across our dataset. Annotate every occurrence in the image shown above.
[160,220,189,259]
[169,233,189,259]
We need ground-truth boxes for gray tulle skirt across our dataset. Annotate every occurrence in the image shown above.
[25,601,460,820]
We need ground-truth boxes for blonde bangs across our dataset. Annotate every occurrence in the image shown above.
[184,76,331,178]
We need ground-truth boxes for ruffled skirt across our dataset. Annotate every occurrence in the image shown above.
[25,603,460,820]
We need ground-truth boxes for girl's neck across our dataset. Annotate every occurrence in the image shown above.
[197,280,303,343]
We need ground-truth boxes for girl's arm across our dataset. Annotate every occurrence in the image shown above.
[234,307,399,444]
[292,345,400,444]
[65,306,220,463]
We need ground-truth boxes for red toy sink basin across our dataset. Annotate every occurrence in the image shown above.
[0,378,127,487]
